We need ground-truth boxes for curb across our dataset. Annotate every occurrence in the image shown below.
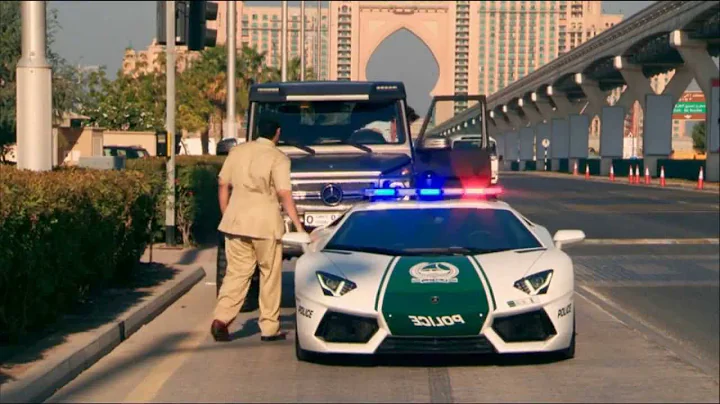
[503,170,720,194]
[0,264,206,404]
[582,238,720,245]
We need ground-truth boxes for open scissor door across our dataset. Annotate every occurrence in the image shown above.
[413,94,493,188]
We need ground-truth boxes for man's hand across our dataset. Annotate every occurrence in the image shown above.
[277,189,305,233]
[218,181,231,214]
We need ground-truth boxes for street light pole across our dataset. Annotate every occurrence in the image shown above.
[227,0,236,139]
[300,1,305,81]
[316,0,321,79]
[165,0,177,246]
[16,0,52,171]
[281,1,288,82]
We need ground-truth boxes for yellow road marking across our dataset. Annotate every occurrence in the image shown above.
[122,315,213,403]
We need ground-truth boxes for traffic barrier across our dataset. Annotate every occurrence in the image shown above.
[698,167,704,189]
[610,164,615,181]
[585,164,590,179]
[573,161,578,176]
[660,166,666,187]
[644,167,651,184]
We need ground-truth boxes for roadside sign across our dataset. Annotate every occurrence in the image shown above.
[542,138,550,148]
[673,98,706,120]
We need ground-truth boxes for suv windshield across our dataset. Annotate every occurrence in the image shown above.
[250,100,407,145]
[325,208,542,255]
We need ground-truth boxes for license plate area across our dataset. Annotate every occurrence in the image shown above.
[303,212,341,227]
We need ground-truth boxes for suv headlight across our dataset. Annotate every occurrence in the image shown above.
[317,271,357,297]
[513,270,553,296]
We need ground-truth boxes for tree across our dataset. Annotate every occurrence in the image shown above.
[286,56,316,82]
[0,1,88,161]
[692,122,706,152]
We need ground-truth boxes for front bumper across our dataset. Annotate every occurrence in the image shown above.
[295,290,574,355]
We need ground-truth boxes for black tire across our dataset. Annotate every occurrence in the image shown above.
[216,232,260,313]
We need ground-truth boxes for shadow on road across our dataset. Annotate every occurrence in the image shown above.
[0,263,177,386]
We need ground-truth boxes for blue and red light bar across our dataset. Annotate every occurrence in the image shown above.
[363,186,503,198]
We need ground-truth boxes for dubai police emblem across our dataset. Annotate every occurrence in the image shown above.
[409,262,460,284]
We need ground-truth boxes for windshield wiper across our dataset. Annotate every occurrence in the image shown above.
[324,245,413,256]
[323,139,372,153]
[278,140,315,155]
[402,247,512,256]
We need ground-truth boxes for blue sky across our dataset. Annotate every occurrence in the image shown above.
[50,1,657,112]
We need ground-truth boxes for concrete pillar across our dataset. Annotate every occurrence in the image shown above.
[519,127,535,170]
[536,122,551,171]
[671,31,720,102]
[671,31,720,182]
[532,92,556,120]
[495,133,506,162]
[641,94,674,177]
[550,118,570,171]
[518,98,545,126]
[599,106,625,175]
[547,87,578,117]
[707,79,719,182]
[504,131,519,169]
[576,74,607,119]
[569,114,590,173]
[614,57,655,110]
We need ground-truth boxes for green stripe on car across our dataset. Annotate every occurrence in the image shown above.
[469,255,496,310]
[374,257,399,311]
[380,256,490,337]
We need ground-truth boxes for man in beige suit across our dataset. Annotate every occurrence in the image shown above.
[212,114,305,342]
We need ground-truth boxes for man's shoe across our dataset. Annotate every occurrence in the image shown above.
[260,331,287,342]
[211,320,230,342]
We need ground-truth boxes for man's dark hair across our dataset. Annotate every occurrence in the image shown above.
[406,106,420,123]
[255,115,281,139]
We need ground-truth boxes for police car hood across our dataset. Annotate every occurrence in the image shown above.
[296,249,563,337]
[288,153,411,175]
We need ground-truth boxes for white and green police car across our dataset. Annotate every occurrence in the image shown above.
[282,186,585,361]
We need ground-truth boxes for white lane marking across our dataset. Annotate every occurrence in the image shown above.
[576,285,718,379]
[204,282,216,286]
[582,238,719,245]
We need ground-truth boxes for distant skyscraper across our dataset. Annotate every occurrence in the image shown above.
[124,1,623,100]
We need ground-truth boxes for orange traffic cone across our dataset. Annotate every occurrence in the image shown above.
[660,166,666,187]
[610,165,615,181]
[627,166,633,183]
[585,164,590,179]
[698,167,704,190]
[644,167,651,184]
[573,161,579,176]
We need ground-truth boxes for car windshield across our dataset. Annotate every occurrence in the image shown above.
[250,100,407,145]
[325,208,543,255]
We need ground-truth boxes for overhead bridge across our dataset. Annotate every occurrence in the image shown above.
[434,1,720,181]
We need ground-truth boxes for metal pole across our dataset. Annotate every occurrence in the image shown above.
[281,1,288,82]
[16,0,52,171]
[316,0,321,80]
[300,1,305,81]
[165,0,176,246]
[227,1,236,139]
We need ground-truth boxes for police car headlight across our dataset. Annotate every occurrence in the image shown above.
[316,271,357,297]
[513,270,553,296]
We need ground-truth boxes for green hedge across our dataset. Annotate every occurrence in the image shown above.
[0,166,161,342]
[126,156,226,246]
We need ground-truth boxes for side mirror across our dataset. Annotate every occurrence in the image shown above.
[553,230,586,249]
[281,232,312,247]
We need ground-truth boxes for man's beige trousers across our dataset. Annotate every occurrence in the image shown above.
[214,234,283,337]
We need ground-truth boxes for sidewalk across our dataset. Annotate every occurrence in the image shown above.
[504,169,720,194]
[0,244,214,403]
